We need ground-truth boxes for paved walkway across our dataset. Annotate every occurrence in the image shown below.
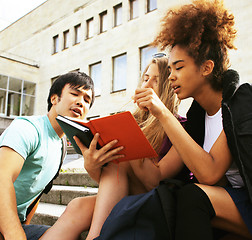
[62,154,85,171]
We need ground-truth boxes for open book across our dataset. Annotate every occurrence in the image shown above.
[56,111,158,162]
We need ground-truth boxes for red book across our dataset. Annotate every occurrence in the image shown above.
[56,111,158,162]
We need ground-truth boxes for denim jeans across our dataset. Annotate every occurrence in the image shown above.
[22,224,50,240]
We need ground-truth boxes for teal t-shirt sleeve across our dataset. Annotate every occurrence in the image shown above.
[0,118,39,160]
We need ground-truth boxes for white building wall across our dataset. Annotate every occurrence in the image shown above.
[0,0,251,118]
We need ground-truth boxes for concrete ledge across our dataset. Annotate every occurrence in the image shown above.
[67,146,77,154]
[31,214,87,239]
[31,203,88,239]
[31,212,59,226]
[40,185,98,205]
[54,172,98,187]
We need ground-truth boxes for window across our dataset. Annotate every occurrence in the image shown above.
[114,3,122,27]
[130,0,139,20]
[112,54,127,92]
[99,11,108,33]
[53,35,59,54]
[51,76,59,85]
[90,62,102,96]
[70,68,80,73]
[63,30,70,49]
[0,75,7,116]
[140,46,157,74]
[0,94,5,115]
[22,81,36,116]
[74,24,81,44]
[86,17,94,39]
[147,0,157,12]
[0,75,36,117]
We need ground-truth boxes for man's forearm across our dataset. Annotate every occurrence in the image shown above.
[0,179,26,240]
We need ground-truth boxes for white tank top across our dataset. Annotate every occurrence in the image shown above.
[203,108,244,188]
[203,108,223,153]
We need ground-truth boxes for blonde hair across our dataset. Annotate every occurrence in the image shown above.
[133,57,179,153]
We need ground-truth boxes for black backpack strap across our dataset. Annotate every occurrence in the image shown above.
[25,136,67,218]
[156,179,185,239]
[43,135,67,194]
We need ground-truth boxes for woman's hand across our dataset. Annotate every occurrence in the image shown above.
[134,88,167,118]
[74,134,124,182]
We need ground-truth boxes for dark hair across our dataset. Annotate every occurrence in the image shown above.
[153,0,237,91]
[47,71,95,111]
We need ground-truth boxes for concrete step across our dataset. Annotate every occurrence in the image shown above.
[31,202,66,225]
[66,146,77,155]
[61,153,85,172]
[40,185,98,205]
[31,161,95,239]
[54,172,98,188]
[31,202,87,239]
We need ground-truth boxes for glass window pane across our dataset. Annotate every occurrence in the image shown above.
[63,30,70,49]
[130,0,139,19]
[114,3,122,26]
[0,76,36,117]
[113,54,127,91]
[0,90,6,115]
[0,75,8,89]
[23,81,36,96]
[147,0,157,12]
[22,95,35,116]
[8,77,22,92]
[100,11,108,33]
[53,35,59,53]
[75,24,81,44]
[7,92,21,116]
[87,18,94,38]
[140,46,157,74]
[90,62,102,96]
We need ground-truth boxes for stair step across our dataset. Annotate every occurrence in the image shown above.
[31,203,88,239]
[36,202,66,217]
[30,158,94,239]
[53,172,98,188]
[30,202,65,225]
[40,185,98,205]
[61,154,85,172]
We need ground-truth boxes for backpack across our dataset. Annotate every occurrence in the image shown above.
[222,82,252,203]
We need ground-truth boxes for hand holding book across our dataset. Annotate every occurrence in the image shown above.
[74,133,125,177]
[56,111,158,163]
[75,132,125,165]
[73,133,125,182]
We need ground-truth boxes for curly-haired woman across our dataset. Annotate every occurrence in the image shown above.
[133,0,252,239]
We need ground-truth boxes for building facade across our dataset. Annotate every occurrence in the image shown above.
[0,0,252,133]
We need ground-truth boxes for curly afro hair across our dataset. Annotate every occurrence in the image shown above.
[153,0,237,90]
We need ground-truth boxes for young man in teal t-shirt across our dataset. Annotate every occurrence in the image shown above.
[0,72,95,240]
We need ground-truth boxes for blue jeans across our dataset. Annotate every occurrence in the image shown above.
[22,224,50,240]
